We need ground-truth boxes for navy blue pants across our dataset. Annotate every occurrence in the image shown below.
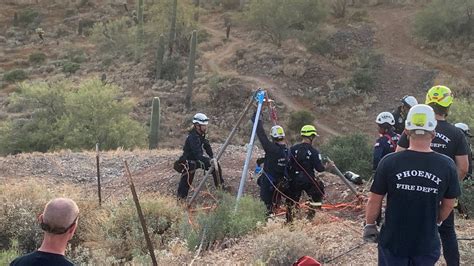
[378,245,440,266]
[438,211,459,266]
[257,173,275,212]
[177,161,223,199]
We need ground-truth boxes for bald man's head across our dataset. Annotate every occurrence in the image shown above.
[40,198,79,235]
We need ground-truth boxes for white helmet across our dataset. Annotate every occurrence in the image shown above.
[376,112,395,126]
[270,125,285,139]
[401,95,418,107]
[455,123,471,137]
[192,113,209,125]
[405,104,437,133]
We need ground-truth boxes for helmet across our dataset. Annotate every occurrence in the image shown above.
[405,104,437,132]
[455,123,471,137]
[376,112,395,126]
[401,95,418,107]
[192,113,209,125]
[270,125,285,139]
[425,85,453,107]
[301,125,318,137]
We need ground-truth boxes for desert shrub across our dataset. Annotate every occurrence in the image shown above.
[222,0,240,10]
[331,0,347,18]
[322,133,372,179]
[308,38,334,55]
[78,19,95,36]
[448,98,474,129]
[0,241,19,265]
[91,17,135,57]
[160,56,184,81]
[351,49,382,92]
[28,52,46,64]
[253,227,318,265]
[3,69,28,83]
[459,179,474,218]
[414,0,474,42]
[287,111,315,136]
[62,61,80,74]
[64,48,87,64]
[0,79,146,154]
[181,193,266,251]
[0,182,55,252]
[104,196,182,260]
[246,0,327,47]
[16,9,40,27]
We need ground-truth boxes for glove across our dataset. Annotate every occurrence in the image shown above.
[363,224,379,243]
[255,165,262,174]
[210,158,217,167]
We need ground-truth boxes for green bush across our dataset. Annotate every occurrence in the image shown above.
[0,79,147,154]
[414,0,474,42]
[253,227,318,265]
[246,0,327,47]
[105,197,182,260]
[448,98,474,129]
[308,38,334,55]
[160,56,184,81]
[0,241,19,265]
[65,48,87,64]
[322,133,372,179]
[181,193,266,251]
[28,52,46,64]
[16,9,40,27]
[222,0,240,10]
[351,49,381,92]
[62,61,80,74]
[459,179,474,218]
[3,69,28,83]
[287,111,315,136]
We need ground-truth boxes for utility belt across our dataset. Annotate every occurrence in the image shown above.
[173,157,207,173]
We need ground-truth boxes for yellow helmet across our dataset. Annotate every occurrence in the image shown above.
[425,85,453,107]
[301,125,318,137]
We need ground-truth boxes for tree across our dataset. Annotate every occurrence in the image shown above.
[0,79,146,154]
[414,0,474,42]
[245,0,327,47]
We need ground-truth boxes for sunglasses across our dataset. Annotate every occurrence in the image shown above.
[40,216,78,235]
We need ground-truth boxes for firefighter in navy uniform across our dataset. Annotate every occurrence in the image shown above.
[373,112,400,170]
[396,86,469,266]
[365,104,460,265]
[175,113,225,200]
[286,125,333,222]
[392,95,418,134]
[252,112,289,215]
[455,123,472,179]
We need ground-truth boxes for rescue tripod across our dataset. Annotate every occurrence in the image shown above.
[187,89,362,211]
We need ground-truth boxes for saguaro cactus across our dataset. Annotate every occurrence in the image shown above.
[149,97,161,149]
[168,0,177,55]
[155,34,165,80]
[135,0,144,59]
[186,30,197,110]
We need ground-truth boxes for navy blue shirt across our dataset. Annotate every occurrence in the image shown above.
[373,131,400,170]
[255,122,289,182]
[398,120,469,161]
[11,251,74,266]
[289,142,325,179]
[371,150,460,256]
[181,128,213,167]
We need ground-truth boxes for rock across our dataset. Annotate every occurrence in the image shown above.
[0,36,6,43]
